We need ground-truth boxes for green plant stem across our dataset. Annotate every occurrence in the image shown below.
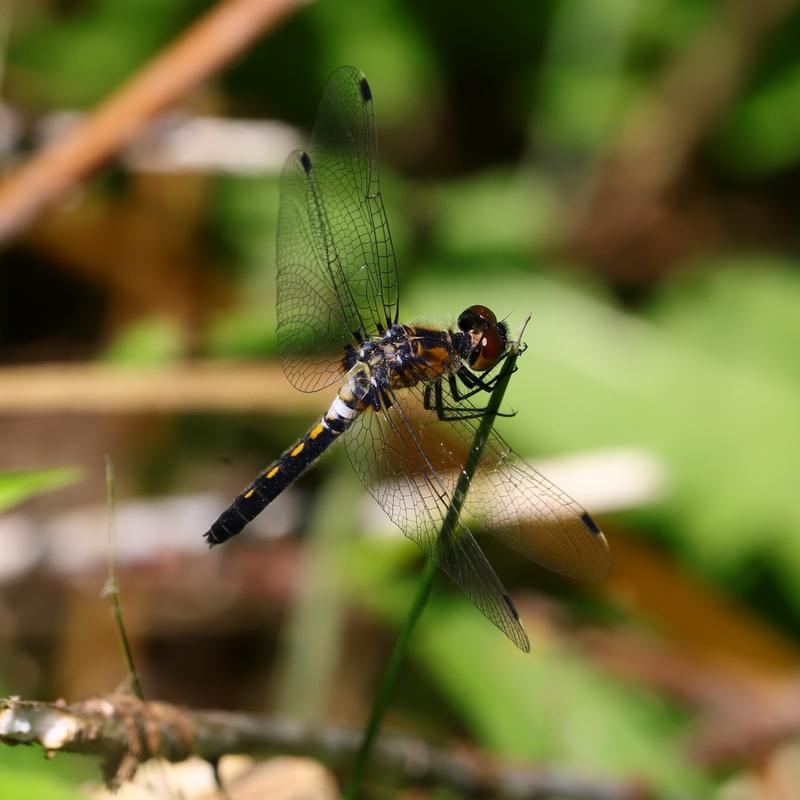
[104,455,143,699]
[343,555,437,799]
[344,318,529,799]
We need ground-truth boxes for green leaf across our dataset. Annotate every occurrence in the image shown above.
[0,467,83,514]
[413,600,708,795]
[0,763,88,800]
[0,721,95,797]
[714,60,800,176]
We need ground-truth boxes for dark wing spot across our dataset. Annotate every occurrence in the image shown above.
[359,77,372,102]
[300,151,312,173]
[580,511,601,536]
[503,593,520,621]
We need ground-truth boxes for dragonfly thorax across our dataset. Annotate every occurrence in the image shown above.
[343,323,466,395]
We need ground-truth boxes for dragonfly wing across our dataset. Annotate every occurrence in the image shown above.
[276,66,399,392]
[466,431,612,581]
[308,66,399,335]
[276,151,357,392]
[345,388,530,652]
[431,378,612,581]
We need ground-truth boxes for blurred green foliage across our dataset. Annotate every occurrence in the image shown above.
[0,467,82,513]
[342,536,708,795]
[0,462,86,799]
[103,316,185,364]
[5,0,800,795]
[10,0,201,107]
[0,748,92,800]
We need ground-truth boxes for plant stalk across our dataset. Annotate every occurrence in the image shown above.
[104,455,143,699]
[344,317,529,798]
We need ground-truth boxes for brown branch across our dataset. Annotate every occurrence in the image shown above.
[0,695,652,799]
[0,361,324,413]
[0,0,307,244]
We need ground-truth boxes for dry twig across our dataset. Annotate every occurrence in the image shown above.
[0,361,321,413]
[0,695,651,799]
[0,0,307,243]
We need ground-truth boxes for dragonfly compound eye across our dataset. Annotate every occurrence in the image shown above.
[470,324,508,370]
[457,304,498,332]
[458,306,507,370]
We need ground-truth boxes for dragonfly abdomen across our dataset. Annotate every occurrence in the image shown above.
[204,383,367,546]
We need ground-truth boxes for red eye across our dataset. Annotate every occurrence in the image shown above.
[471,326,506,371]
[457,305,508,370]
[458,305,497,331]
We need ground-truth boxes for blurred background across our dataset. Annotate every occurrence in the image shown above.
[1,0,800,797]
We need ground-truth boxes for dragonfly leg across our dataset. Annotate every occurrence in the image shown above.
[452,355,517,400]
[451,371,488,399]
[426,379,516,421]
[423,381,479,419]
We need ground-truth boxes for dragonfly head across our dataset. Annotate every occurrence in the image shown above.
[457,305,509,371]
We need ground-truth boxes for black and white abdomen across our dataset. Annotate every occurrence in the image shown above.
[204,368,371,546]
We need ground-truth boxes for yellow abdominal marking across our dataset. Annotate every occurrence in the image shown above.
[244,489,255,499]
[310,423,325,439]
[291,442,305,457]
[267,465,280,479]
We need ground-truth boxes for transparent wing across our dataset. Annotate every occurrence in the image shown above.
[345,388,531,652]
[344,377,611,650]
[276,152,358,392]
[276,66,399,393]
[432,379,612,581]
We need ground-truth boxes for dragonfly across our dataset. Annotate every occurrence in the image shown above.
[204,66,611,651]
